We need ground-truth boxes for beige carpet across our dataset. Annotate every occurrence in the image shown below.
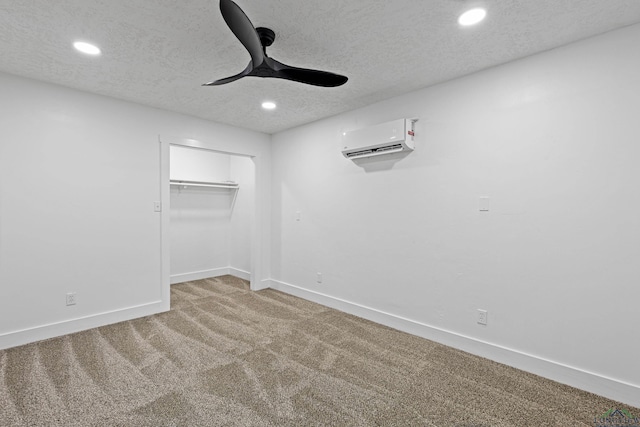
[0,275,636,426]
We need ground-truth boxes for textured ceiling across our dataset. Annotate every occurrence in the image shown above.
[1,1,640,134]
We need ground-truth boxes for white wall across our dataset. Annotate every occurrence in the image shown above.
[229,155,255,276]
[170,147,232,281]
[169,146,254,282]
[270,24,640,405]
[170,145,232,182]
[0,72,270,349]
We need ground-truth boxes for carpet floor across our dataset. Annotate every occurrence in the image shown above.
[0,275,636,426]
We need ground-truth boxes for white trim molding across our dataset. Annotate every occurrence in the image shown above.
[229,267,251,281]
[0,301,165,351]
[253,279,272,291]
[159,135,270,293]
[267,279,640,408]
[170,267,251,285]
[170,267,231,284]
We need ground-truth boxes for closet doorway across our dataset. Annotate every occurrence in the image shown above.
[160,139,259,301]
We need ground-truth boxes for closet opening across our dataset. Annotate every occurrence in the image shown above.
[165,143,256,293]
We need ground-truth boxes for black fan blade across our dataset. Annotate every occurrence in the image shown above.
[219,0,264,66]
[208,1,349,88]
[275,63,348,87]
[203,62,252,86]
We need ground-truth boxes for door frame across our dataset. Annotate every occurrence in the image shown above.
[159,135,267,309]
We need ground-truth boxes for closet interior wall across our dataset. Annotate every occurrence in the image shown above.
[169,145,254,283]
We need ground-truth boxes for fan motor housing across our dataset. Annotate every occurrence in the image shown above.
[256,27,275,47]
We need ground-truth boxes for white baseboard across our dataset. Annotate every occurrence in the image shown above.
[267,279,640,408]
[0,300,167,351]
[229,267,251,281]
[170,267,230,284]
[252,279,271,291]
[171,266,251,285]
[1,268,252,351]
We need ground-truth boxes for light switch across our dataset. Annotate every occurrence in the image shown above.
[295,211,301,221]
[154,201,162,212]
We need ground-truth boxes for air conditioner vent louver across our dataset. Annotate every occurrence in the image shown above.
[341,119,416,160]
[344,144,404,159]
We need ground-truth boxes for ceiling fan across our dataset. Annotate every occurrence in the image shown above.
[204,0,348,88]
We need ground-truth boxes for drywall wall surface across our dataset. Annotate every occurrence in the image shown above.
[170,147,234,280]
[270,24,640,401]
[0,72,269,349]
[229,155,255,276]
[170,145,231,183]
[168,147,254,281]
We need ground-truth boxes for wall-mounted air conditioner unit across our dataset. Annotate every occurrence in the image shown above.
[341,118,416,160]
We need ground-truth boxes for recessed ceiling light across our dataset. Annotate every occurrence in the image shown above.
[458,8,487,26]
[261,101,277,110]
[73,41,101,56]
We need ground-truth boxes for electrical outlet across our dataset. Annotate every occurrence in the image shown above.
[66,292,77,306]
[479,196,490,212]
[477,309,488,325]
[316,272,323,283]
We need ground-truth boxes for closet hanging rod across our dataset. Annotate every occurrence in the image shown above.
[170,179,239,189]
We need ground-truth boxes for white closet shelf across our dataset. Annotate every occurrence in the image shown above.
[170,180,239,189]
